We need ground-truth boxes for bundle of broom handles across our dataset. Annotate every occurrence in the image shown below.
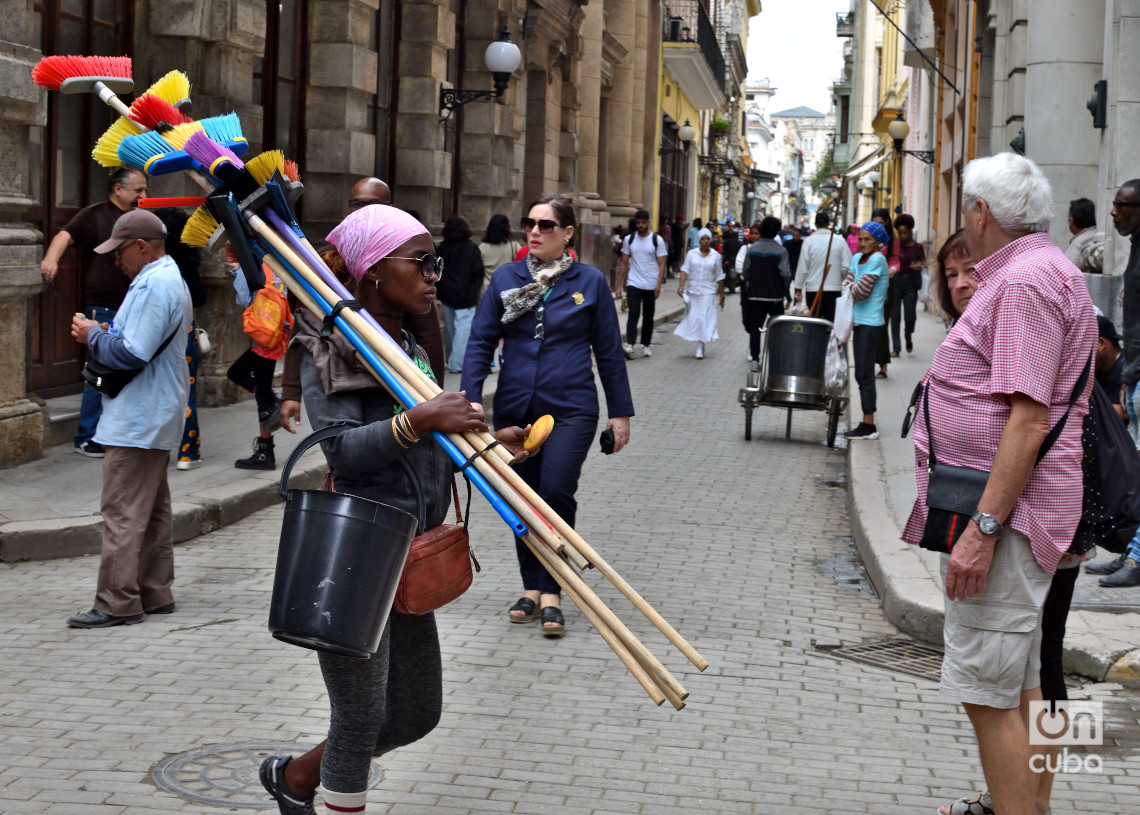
[33,47,708,705]
[249,211,706,710]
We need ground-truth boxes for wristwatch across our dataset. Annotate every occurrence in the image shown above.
[971,511,1002,537]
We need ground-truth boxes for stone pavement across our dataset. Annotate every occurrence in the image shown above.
[847,306,1140,686]
[2,302,1139,814]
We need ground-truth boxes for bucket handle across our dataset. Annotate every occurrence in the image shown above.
[277,420,428,534]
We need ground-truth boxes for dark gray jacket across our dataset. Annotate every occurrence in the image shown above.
[1122,234,1140,385]
[299,342,453,531]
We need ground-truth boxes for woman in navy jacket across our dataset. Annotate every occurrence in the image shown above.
[461,193,634,636]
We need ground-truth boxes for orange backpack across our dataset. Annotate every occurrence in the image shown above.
[242,266,292,348]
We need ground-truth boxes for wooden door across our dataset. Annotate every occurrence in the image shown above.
[28,0,132,396]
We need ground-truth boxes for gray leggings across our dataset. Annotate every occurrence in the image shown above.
[317,611,442,793]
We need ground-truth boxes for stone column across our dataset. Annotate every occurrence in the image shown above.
[0,33,47,467]
[626,0,649,211]
[455,0,526,231]
[393,0,455,226]
[304,0,381,241]
[1025,0,1105,248]
[139,0,268,406]
[577,1,606,217]
[605,0,636,217]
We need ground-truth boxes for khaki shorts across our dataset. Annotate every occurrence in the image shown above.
[939,529,1053,709]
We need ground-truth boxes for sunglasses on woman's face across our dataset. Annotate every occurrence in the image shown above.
[520,218,562,234]
[384,253,445,280]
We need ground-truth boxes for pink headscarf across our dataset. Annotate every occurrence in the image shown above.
[325,205,429,281]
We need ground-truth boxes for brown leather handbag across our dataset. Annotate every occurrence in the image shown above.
[322,452,481,616]
[392,478,480,615]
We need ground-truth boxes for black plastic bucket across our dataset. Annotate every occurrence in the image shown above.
[268,424,420,659]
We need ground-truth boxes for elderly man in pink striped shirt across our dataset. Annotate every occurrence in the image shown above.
[902,153,1096,815]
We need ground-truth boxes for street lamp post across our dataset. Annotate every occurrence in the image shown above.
[887,111,934,164]
[439,29,523,117]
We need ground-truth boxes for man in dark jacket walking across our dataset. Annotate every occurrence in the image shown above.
[741,216,791,371]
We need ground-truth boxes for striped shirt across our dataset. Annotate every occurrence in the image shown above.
[901,233,1096,573]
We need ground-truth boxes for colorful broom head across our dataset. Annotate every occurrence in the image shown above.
[245,150,284,185]
[284,160,301,183]
[128,93,193,131]
[32,55,133,93]
[92,116,144,167]
[145,70,192,109]
[116,113,249,176]
[182,206,222,249]
[183,130,244,180]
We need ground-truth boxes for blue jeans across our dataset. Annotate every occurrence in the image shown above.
[441,305,476,373]
[1127,382,1140,448]
[75,305,118,446]
[495,410,598,595]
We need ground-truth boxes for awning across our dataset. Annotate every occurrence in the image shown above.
[842,144,890,179]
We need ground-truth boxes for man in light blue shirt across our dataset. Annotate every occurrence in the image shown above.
[65,210,192,628]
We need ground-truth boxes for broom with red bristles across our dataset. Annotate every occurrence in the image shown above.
[31,55,134,117]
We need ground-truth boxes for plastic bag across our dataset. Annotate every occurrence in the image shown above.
[918,269,933,304]
[824,332,848,396]
[833,285,854,343]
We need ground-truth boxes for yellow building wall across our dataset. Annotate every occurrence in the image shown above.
[653,69,702,226]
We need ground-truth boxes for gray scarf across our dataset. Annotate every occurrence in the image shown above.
[500,251,574,324]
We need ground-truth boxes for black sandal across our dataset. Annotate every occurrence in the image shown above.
[507,597,538,623]
[540,606,565,637]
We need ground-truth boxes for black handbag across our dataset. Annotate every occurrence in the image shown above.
[917,358,1090,554]
[81,326,180,398]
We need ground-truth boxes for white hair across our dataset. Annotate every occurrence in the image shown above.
[961,152,1053,234]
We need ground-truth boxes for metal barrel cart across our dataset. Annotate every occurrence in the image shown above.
[738,314,847,446]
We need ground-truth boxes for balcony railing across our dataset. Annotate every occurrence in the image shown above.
[836,11,854,38]
[725,33,747,84]
[663,1,726,93]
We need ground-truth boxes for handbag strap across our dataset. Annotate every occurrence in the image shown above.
[922,354,1093,469]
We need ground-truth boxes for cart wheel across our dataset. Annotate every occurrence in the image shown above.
[827,400,841,448]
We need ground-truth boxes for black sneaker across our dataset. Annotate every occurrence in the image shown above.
[74,440,105,458]
[844,422,879,440]
[259,755,315,815]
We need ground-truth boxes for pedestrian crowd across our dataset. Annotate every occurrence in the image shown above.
[38,147,1140,815]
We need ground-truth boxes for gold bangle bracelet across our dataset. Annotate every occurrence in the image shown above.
[391,418,409,449]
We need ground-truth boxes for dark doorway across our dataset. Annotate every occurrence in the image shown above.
[29,0,134,397]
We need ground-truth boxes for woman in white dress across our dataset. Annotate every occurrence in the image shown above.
[674,228,725,358]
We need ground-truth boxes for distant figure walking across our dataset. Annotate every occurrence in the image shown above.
[674,227,725,359]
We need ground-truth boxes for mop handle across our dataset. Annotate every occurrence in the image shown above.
[263,244,528,536]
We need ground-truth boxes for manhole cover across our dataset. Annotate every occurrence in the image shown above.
[152,742,379,807]
[823,638,944,683]
[200,572,254,583]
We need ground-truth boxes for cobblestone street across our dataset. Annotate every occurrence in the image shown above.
[1,312,1137,814]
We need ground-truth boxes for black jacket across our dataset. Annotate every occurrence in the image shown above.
[435,238,485,309]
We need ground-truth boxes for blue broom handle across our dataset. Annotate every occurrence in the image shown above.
[264,246,528,536]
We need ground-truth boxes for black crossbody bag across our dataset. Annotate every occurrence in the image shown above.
[909,358,1090,554]
[82,326,180,398]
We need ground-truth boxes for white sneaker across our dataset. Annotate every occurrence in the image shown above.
[176,459,202,471]
[641,345,652,358]
[623,343,635,360]
[695,348,704,359]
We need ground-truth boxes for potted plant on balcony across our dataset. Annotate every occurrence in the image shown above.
[710,117,732,138]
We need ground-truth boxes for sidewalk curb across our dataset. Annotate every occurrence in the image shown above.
[845,389,1140,687]
[0,454,327,563]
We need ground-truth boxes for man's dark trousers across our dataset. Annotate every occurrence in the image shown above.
[625,286,655,347]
